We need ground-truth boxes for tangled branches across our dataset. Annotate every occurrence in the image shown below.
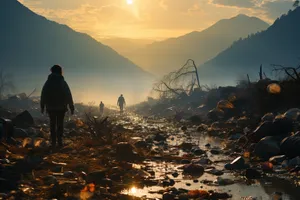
[272,64,300,81]
[153,59,201,98]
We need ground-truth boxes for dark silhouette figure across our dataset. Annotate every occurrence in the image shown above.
[41,65,74,148]
[99,101,104,115]
[117,94,126,113]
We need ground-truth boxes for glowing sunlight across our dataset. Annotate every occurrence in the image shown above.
[126,0,133,5]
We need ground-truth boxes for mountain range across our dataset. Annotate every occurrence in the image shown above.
[124,14,269,76]
[198,7,300,86]
[0,0,153,103]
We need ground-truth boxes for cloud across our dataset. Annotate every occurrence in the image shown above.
[261,0,294,19]
[18,0,294,39]
[211,0,256,8]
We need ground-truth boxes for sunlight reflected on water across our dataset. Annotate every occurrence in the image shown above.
[129,187,137,194]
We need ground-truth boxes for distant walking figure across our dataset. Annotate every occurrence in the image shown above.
[41,65,74,148]
[99,101,104,115]
[117,94,126,114]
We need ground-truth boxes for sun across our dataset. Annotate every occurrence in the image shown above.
[126,0,133,5]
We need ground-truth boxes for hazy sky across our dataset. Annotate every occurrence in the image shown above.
[19,0,295,40]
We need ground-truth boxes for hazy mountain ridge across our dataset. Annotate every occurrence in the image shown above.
[0,0,153,103]
[198,7,300,86]
[125,14,269,76]
[101,37,155,56]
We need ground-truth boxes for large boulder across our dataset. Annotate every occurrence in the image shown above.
[254,136,281,160]
[283,108,300,121]
[280,133,300,158]
[12,110,34,128]
[251,117,293,142]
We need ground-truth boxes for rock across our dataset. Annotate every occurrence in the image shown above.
[251,117,293,143]
[13,128,28,138]
[269,155,287,164]
[100,178,113,187]
[134,140,148,149]
[282,157,300,168]
[215,177,234,185]
[225,156,248,170]
[63,171,76,178]
[162,179,175,187]
[261,162,273,172]
[192,158,212,165]
[210,192,232,199]
[116,142,140,161]
[183,164,204,175]
[162,192,175,200]
[179,142,193,151]
[272,117,294,135]
[254,136,281,160]
[51,166,63,173]
[154,133,167,141]
[181,126,187,131]
[86,170,106,184]
[280,133,300,158]
[261,113,274,122]
[251,121,274,142]
[193,149,206,156]
[284,108,300,121]
[245,168,261,179]
[12,110,34,128]
[210,148,221,155]
[43,175,57,185]
[172,172,179,178]
[181,159,191,164]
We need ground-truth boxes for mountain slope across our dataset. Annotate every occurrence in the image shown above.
[0,0,153,103]
[198,7,300,86]
[125,14,269,76]
[101,37,155,56]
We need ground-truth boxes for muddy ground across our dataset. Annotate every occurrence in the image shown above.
[1,107,300,200]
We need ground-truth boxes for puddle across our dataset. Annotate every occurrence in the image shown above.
[121,114,300,199]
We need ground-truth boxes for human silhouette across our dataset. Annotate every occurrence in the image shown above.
[117,94,126,114]
[99,101,104,116]
[41,65,74,148]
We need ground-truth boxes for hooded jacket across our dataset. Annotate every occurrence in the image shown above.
[40,73,74,112]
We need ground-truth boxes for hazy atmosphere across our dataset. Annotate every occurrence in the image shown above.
[19,0,293,40]
[1,1,300,200]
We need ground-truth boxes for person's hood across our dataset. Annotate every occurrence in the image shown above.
[47,73,64,81]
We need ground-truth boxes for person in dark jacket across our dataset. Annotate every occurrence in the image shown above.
[41,65,74,148]
[117,94,126,114]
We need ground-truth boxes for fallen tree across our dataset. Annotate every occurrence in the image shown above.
[153,59,201,98]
